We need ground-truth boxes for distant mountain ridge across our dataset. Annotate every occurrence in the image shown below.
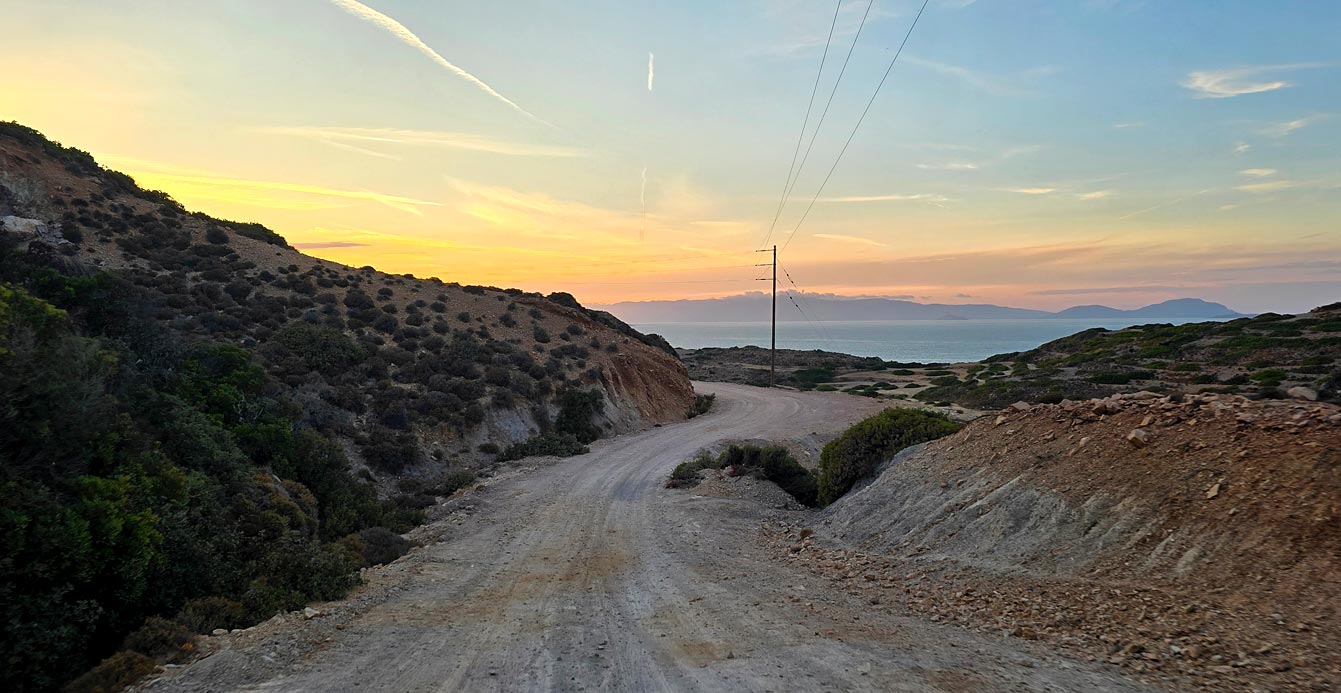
[596,294,1247,323]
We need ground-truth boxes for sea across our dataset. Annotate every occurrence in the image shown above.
[632,318,1218,364]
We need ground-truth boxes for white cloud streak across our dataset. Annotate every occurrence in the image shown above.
[998,187,1056,195]
[818,193,951,203]
[328,0,549,126]
[1238,168,1277,178]
[1181,63,1323,99]
[647,52,654,91]
[812,233,889,248]
[1259,116,1325,138]
[255,126,586,158]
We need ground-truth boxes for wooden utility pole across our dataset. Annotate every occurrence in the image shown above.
[756,245,777,387]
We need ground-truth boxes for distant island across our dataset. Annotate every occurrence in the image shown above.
[595,294,1247,323]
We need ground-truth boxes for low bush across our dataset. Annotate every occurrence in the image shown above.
[817,409,962,506]
[175,597,248,634]
[64,651,158,693]
[686,393,715,418]
[342,527,412,567]
[667,445,818,506]
[121,616,196,662]
[497,432,588,461]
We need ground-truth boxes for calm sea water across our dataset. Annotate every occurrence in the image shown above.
[634,319,1214,363]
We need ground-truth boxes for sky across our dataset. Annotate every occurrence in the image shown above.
[2,0,1338,314]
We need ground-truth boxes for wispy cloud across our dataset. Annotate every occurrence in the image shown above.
[292,241,371,249]
[916,161,979,170]
[1076,190,1114,200]
[819,193,951,204]
[1113,121,1145,129]
[647,52,654,91]
[328,0,549,125]
[255,126,586,158]
[1234,142,1252,155]
[904,56,1022,96]
[1238,168,1277,178]
[998,187,1056,195]
[100,154,441,215]
[1236,180,1296,193]
[812,233,889,248]
[1259,115,1326,138]
[1181,63,1323,99]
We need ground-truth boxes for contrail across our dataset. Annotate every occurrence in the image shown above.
[329,0,550,126]
[647,52,655,91]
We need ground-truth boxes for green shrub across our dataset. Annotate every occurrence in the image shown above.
[554,388,603,443]
[667,445,817,506]
[64,651,157,693]
[341,527,412,567]
[686,393,715,418]
[434,468,476,496]
[175,597,248,634]
[272,322,363,375]
[668,451,720,486]
[498,432,588,461]
[121,616,196,662]
[817,409,962,505]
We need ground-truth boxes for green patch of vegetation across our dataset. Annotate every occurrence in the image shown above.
[817,409,962,506]
[0,279,415,691]
[497,432,589,461]
[668,445,818,506]
[686,393,716,418]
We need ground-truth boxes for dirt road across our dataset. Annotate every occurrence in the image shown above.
[148,383,1153,692]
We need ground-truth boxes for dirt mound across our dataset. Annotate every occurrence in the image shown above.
[780,392,1341,690]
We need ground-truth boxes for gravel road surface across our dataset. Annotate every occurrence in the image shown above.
[146,383,1153,692]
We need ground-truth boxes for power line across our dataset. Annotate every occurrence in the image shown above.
[756,0,842,251]
[765,0,875,250]
[781,265,837,349]
[780,0,931,253]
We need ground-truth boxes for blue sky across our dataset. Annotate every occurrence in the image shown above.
[2,0,1338,312]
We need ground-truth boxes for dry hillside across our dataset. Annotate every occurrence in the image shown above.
[0,122,693,483]
[775,392,1341,690]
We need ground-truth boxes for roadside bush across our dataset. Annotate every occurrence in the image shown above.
[817,409,962,506]
[686,393,715,418]
[433,468,477,496]
[64,651,157,693]
[341,527,412,567]
[121,616,196,662]
[668,445,817,506]
[554,388,604,443]
[175,597,248,634]
[498,432,588,461]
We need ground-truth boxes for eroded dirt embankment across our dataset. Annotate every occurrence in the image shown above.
[779,392,1341,691]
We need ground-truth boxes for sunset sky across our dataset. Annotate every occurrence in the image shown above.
[3,0,1338,313]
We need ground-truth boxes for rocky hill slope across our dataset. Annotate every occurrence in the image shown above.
[0,121,691,691]
[0,122,693,478]
[777,392,1341,691]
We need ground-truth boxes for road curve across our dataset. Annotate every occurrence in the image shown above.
[148,382,1151,693]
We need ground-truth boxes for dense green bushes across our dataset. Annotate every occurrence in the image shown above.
[817,409,963,506]
[668,444,818,507]
[0,279,413,691]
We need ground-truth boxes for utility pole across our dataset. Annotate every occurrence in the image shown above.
[755,245,777,387]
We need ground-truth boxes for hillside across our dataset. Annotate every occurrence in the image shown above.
[0,122,692,691]
[779,392,1341,690]
[915,308,1341,408]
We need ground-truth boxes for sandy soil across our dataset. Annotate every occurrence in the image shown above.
[142,384,1153,693]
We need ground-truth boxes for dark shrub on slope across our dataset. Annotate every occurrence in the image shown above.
[817,409,962,506]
